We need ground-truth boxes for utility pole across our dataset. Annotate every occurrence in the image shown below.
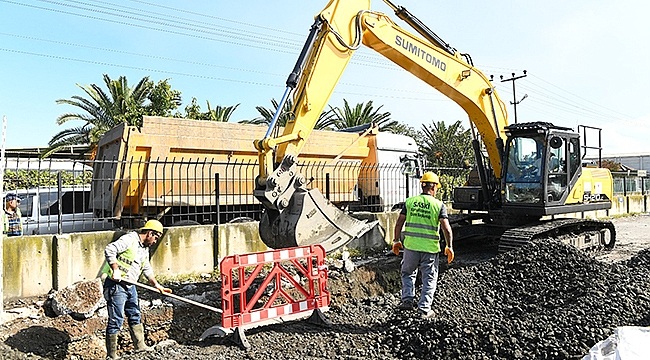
[0,115,5,320]
[499,70,528,123]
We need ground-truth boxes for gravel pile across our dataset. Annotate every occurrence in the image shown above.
[115,240,650,360]
[2,240,649,360]
[384,241,650,359]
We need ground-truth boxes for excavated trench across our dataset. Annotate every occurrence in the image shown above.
[1,216,649,359]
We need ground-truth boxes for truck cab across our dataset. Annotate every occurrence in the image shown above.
[357,131,422,212]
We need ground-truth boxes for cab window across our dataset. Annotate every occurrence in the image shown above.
[504,137,543,204]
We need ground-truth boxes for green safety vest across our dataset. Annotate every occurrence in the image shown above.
[403,194,443,254]
[101,236,139,278]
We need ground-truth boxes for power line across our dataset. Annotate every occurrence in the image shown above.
[65,0,301,48]
[2,0,635,126]
[1,0,397,71]
[486,67,637,126]
[0,0,293,55]
[0,47,279,87]
[527,75,632,119]
[0,32,285,77]
[122,0,306,38]
[518,82,620,121]
[0,46,431,98]
[498,85,617,124]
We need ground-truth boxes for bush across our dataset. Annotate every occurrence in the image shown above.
[3,170,92,190]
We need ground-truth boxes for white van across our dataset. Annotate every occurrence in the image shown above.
[10,186,113,235]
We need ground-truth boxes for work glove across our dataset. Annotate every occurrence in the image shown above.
[444,246,455,264]
[156,285,172,294]
[111,268,122,282]
[392,241,402,256]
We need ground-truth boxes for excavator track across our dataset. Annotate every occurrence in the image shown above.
[498,218,616,253]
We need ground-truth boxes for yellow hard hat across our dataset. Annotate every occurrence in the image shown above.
[420,171,440,184]
[141,219,164,234]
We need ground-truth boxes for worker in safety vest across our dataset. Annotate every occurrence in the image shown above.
[392,171,453,319]
[102,219,172,359]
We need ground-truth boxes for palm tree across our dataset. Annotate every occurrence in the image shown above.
[329,100,398,132]
[204,101,239,122]
[420,120,474,201]
[420,120,473,168]
[183,98,239,121]
[241,98,336,130]
[44,74,181,158]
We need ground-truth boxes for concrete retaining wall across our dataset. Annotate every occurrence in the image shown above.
[3,196,647,300]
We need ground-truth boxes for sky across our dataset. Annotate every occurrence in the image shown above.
[1,0,649,156]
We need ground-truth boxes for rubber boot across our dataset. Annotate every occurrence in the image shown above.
[129,323,152,352]
[105,333,119,359]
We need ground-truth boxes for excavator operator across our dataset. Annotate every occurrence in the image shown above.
[392,172,454,318]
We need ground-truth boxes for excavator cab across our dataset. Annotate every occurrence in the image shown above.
[501,122,610,218]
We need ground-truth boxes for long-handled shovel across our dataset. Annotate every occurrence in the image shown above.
[120,278,222,314]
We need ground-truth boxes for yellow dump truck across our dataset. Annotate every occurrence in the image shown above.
[90,116,420,228]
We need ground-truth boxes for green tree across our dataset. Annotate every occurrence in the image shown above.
[601,159,622,171]
[183,97,240,121]
[420,120,474,200]
[44,75,181,158]
[329,100,398,131]
[145,78,183,119]
[242,98,336,130]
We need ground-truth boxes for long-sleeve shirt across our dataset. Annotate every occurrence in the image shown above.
[104,231,154,282]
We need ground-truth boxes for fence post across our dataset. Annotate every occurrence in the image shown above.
[642,177,647,213]
[325,173,330,200]
[405,173,410,198]
[215,172,220,225]
[623,176,630,214]
[57,171,63,234]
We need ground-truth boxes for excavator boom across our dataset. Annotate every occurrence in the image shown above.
[254,0,510,252]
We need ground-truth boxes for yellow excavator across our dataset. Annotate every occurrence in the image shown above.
[253,0,615,253]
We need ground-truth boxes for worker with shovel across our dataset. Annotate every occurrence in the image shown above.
[102,219,172,359]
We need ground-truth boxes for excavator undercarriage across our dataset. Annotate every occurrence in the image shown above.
[449,213,616,254]
[499,218,616,253]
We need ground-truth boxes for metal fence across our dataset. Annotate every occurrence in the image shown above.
[4,156,646,234]
[2,156,416,232]
[89,156,415,228]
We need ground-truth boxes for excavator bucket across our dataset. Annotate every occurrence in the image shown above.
[259,188,376,253]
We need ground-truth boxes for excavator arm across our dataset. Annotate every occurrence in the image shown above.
[254,0,509,252]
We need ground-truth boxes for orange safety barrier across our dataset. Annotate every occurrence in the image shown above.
[220,245,330,330]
